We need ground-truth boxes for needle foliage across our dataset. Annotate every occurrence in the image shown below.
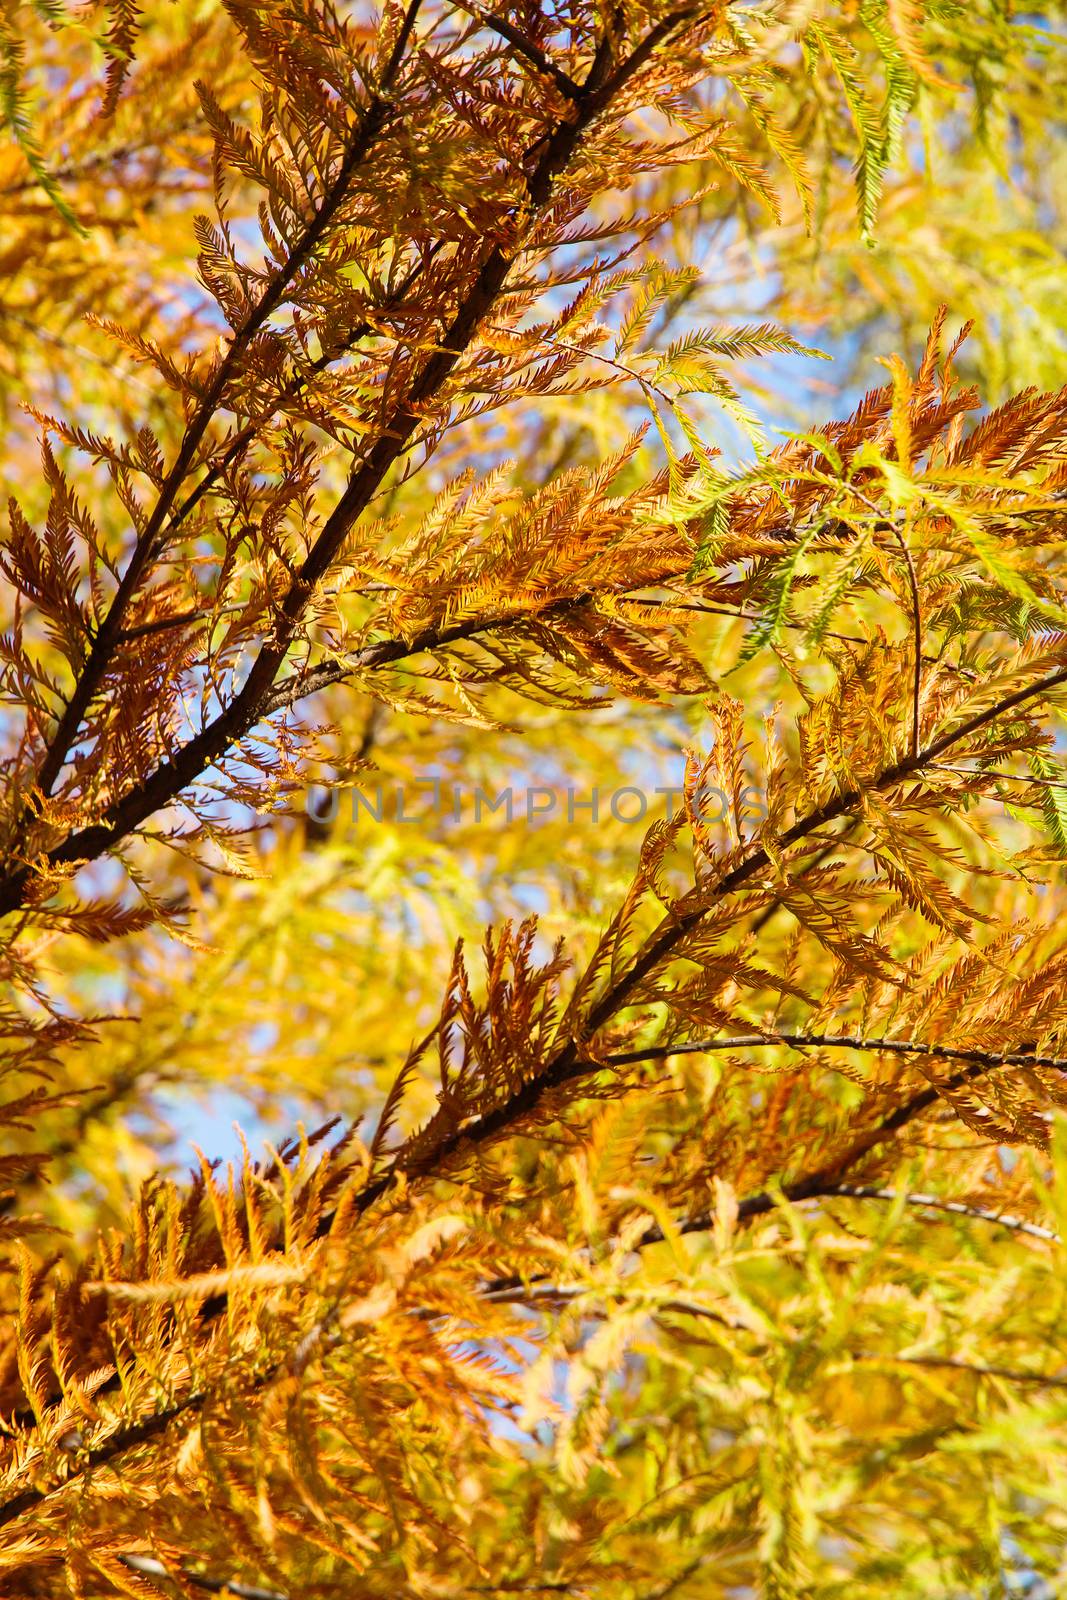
[1,2,1067,1595]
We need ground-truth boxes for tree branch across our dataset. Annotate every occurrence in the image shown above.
[457,5,584,100]
[0,1020,1053,1534]
[481,1079,1060,1301]
[818,1184,1058,1242]
[15,0,426,812]
[2,2,1065,1541]
[851,1352,1067,1389]
[849,487,923,758]
[120,1552,288,1600]
[609,1032,1067,1074]
[3,659,1063,1513]
[0,0,675,917]
[292,668,1067,1240]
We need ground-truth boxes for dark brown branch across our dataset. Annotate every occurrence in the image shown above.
[158,243,443,552]
[486,1188,1057,1308]
[576,661,1067,1041]
[749,823,858,935]
[16,0,425,812]
[0,1385,207,1530]
[478,1048,1062,1302]
[486,1184,1057,1315]
[609,1032,1067,1073]
[120,1553,288,1600]
[584,3,702,111]
[896,527,923,760]
[11,573,1056,924]
[458,5,584,99]
[818,1184,1058,1242]
[0,2,692,918]
[0,592,598,916]
[115,604,245,642]
[0,1021,1051,1532]
[2,2,1064,1532]
[323,670,1067,1235]
[724,1046,1040,1234]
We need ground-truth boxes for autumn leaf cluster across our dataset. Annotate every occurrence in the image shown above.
[1,1,1067,1596]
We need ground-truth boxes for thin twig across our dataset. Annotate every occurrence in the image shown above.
[623,594,875,648]
[160,243,442,550]
[458,5,583,99]
[481,1174,1059,1306]
[608,1032,1067,1073]
[851,487,922,760]
[934,761,1067,792]
[120,1553,288,1600]
[851,1352,1067,1389]
[820,1184,1058,1242]
[114,603,246,642]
